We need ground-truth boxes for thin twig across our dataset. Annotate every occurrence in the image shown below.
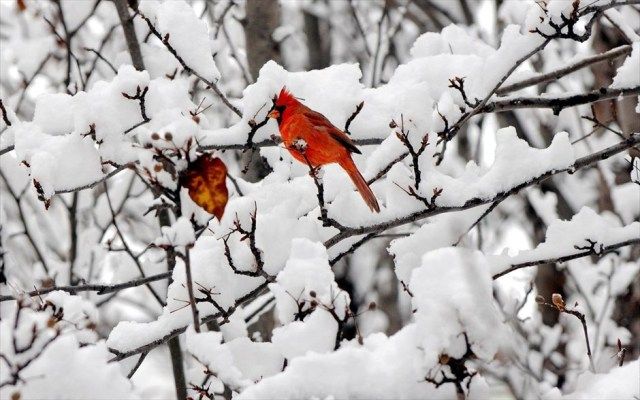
[483,86,640,115]
[127,351,148,379]
[497,45,632,94]
[183,247,201,332]
[0,271,173,302]
[0,99,11,127]
[493,237,640,279]
[137,11,242,118]
[104,182,165,306]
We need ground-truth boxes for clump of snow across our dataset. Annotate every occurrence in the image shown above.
[13,122,104,199]
[271,309,338,360]
[107,236,239,352]
[238,326,446,400]
[225,337,284,382]
[269,239,348,325]
[611,182,640,224]
[491,207,640,276]
[184,327,245,387]
[411,247,510,365]
[389,206,493,282]
[410,128,575,210]
[0,300,137,399]
[0,337,139,399]
[155,216,196,249]
[611,42,640,89]
[154,1,220,82]
[33,93,75,135]
[543,360,639,399]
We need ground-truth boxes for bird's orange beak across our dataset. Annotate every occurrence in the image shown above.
[267,109,280,119]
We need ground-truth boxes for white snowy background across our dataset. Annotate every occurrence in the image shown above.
[0,0,639,399]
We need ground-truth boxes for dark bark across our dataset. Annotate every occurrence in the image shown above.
[113,0,145,71]
[167,336,187,400]
[242,0,282,182]
[158,208,187,400]
[244,0,282,80]
[304,7,331,69]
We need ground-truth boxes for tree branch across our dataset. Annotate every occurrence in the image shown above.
[493,237,640,279]
[137,11,242,118]
[0,271,172,302]
[113,0,145,71]
[497,45,633,95]
[483,86,640,115]
[325,134,640,248]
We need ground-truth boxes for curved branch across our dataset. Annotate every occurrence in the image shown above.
[496,45,633,95]
[54,164,132,194]
[325,134,640,248]
[0,271,172,302]
[493,237,640,279]
[483,86,640,115]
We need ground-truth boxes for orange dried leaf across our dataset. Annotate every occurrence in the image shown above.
[181,154,228,220]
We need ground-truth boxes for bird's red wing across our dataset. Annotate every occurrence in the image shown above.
[302,108,362,155]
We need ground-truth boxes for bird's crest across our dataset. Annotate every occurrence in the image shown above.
[274,87,298,107]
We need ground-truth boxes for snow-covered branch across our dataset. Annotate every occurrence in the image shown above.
[325,134,640,247]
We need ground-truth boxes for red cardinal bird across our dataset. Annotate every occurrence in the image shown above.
[267,88,380,212]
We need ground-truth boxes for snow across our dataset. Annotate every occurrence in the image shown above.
[185,327,245,387]
[2,337,139,399]
[389,206,492,282]
[107,236,240,352]
[410,128,575,210]
[154,1,221,82]
[411,248,510,365]
[155,216,195,248]
[33,93,75,135]
[604,9,640,42]
[271,309,338,360]
[611,42,640,89]
[7,63,216,201]
[543,360,640,399]
[13,122,105,199]
[225,337,284,382]
[491,207,640,277]
[611,182,640,224]
[0,299,137,399]
[233,246,509,399]
[269,239,349,324]
[238,325,447,400]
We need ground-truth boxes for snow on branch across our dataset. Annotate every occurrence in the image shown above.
[325,133,640,247]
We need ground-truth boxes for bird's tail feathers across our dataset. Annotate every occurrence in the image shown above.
[340,158,380,213]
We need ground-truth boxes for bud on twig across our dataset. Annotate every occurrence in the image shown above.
[551,293,565,310]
